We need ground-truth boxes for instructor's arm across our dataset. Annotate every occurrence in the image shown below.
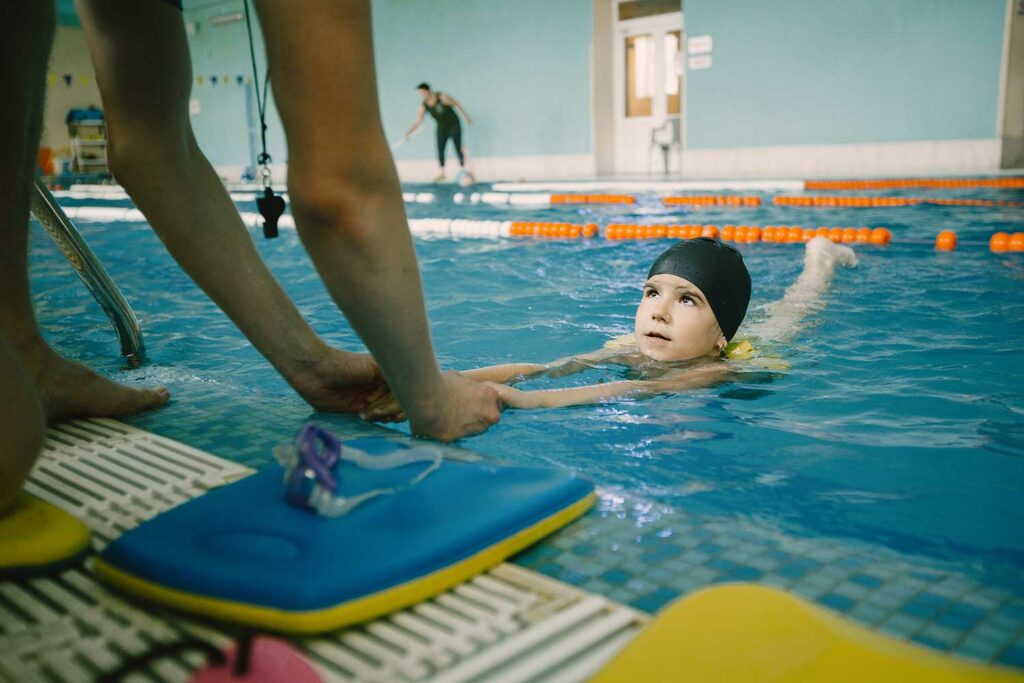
[253,0,499,440]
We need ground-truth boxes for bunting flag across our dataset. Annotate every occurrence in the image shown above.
[192,74,250,87]
[43,70,255,89]
[44,72,101,87]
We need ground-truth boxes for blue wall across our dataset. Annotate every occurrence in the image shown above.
[372,0,592,160]
[683,0,1007,149]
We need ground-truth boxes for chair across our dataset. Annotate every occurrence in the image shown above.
[650,117,681,175]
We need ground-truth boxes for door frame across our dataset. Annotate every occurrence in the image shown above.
[611,7,684,174]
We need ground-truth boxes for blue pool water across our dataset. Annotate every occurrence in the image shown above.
[28,181,1024,664]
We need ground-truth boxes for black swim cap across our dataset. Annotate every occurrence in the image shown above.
[647,237,751,340]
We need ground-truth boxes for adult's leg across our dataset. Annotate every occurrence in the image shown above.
[451,124,465,167]
[0,334,45,516]
[253,0,500,441]
[436,125,448,176]
[0,2,167,422]
[74,0,381,413]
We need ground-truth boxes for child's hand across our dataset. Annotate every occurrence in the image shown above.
[805,236,858,268]
[486,382,544,409]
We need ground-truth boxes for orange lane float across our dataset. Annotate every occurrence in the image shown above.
[989,232,1009,252]
[506,222,1015,251]
[935,231,958,251]
[804,177,1024,190]
[774,195,920,207]
[603,223,896,245]
[870,228,892,245]
[774,195,1024,208]
[663,195,762,207]
[550,194,636,205]
[924,198,1024,207]
[509,221,587,238]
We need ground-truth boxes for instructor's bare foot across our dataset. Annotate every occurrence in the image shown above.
[29,353,169,423]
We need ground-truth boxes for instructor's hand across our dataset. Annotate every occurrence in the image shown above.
[411,372,501,441]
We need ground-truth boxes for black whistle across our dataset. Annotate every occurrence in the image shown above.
[256,187,286,239]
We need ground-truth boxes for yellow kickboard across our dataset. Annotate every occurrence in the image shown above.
[593,583,1024,683]
[0,493,91,577]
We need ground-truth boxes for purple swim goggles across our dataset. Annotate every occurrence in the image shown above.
[275,425,442,517]
[283,425,343,509]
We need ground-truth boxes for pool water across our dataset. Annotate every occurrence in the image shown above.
[29,181,1024,666]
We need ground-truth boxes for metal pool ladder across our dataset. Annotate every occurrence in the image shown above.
[29,177,145,366]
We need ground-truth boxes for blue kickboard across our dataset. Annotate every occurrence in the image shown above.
[98,438,593,613]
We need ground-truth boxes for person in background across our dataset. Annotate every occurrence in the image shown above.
[400,83,473,183]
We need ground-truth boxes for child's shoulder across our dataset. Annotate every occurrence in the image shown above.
[724,338,757,360]
[725,336,790,371]
[602,333,637,352]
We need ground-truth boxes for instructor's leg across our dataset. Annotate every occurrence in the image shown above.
[0,334,45,516]
[252,0,501,441]
[75,0,380,412]
[0,2,167,423]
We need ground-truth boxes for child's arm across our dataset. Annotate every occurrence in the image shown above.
[358,349,619,422]
[743,236,857,344]
[489,362,735,410]
[461,348,618,385]
[460,363,549,383]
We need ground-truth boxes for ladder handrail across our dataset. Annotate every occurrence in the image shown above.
[30,177,145,366]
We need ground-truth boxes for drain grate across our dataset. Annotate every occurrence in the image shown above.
[1,419,644,683]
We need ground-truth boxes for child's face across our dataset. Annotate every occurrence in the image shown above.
[634,274,725,361]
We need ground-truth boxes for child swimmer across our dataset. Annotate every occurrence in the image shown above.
[361,236,856,417]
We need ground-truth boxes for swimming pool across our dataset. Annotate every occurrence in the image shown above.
[30,180,1024,667]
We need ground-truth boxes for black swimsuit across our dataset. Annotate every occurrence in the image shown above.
[424,93,464,168]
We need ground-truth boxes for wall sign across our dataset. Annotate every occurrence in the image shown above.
[687,35,713,54]
[687,55,712,71]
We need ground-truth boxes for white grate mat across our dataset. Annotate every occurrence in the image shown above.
[2,419,645,683]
